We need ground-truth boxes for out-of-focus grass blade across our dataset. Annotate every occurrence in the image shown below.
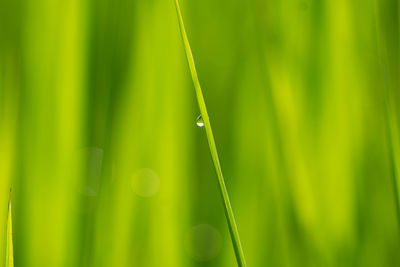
[384,93,400,231]
[174,1,247,266]
[382,75,400,230]
[6,189,14,267]
[373,1,400,231]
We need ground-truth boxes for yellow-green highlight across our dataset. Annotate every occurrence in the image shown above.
[6,191,13,267]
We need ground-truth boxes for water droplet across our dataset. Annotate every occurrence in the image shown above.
[131,168,160,197]
[185,224,222,261]
[196,115,204,127]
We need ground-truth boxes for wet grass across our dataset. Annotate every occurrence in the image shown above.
[174,1,247,266]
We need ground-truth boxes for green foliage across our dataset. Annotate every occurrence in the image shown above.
[0,0,400,266]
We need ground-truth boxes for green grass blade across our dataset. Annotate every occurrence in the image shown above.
[384,89,400,232]
[174,1,247,266]
[381,70,400,231]
[6,189,14,267]
[373,1,400,232]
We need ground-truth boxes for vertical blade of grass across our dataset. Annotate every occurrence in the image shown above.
[174,1,247,266]
[6,189,13,267]
[373,1,400,232]
[382,72,400,232]
[384,87,400,232]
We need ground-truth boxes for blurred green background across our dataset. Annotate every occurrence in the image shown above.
[0,0,400,266]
